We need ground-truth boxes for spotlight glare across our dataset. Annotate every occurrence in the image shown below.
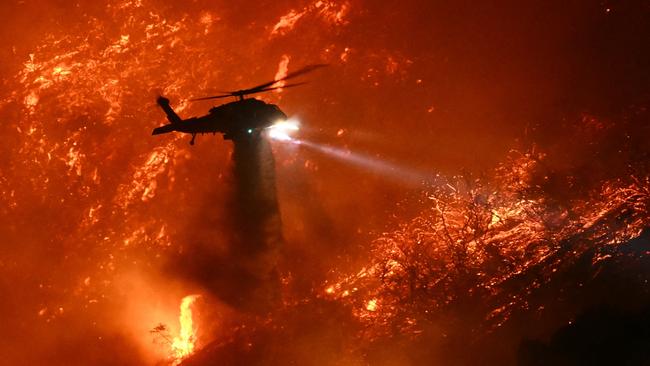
[267,118,300,141]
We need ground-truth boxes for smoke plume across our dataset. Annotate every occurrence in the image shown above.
[169,134,283,312]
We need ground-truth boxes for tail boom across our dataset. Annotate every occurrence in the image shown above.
[157,96,182,124]
[152,124,177,135]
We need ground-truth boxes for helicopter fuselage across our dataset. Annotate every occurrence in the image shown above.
[152,98,287,141]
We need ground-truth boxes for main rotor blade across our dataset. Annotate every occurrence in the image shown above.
[190,82,309,101]
[189,64,326,102]
[240,64,328,94]
[189,94,234,101]
[251,82,308,93]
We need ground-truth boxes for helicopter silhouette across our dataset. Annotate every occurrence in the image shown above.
[152,64,326,144]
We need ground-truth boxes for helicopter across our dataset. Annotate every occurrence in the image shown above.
[152,64,326,144]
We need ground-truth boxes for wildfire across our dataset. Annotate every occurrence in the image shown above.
[270,1,349,37]
[365,298,378,312]
[324,151,650,339]
[273,55,290,92]
[171,295,201,364]
[2,0,649,364]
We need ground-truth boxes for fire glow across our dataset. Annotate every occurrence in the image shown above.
[2,0,649,365]
[171,295,200,364]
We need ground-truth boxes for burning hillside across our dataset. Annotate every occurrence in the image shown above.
[178,149,650,365]
[1,0,649,365]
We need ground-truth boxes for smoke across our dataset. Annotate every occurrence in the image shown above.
[168,134,283,312]
[227,134,284,309]
[2,0,650,364]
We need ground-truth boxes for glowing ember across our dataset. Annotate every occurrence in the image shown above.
[171,295,201,364]
[271,9,306,36]
[365,298,378,311]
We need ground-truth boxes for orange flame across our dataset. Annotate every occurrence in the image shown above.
[171,295,200,364]
[273,55,290,92]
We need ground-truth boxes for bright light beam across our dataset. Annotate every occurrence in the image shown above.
[266,120,445,187]
[267,118,300,142]
[298,139,445,187]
